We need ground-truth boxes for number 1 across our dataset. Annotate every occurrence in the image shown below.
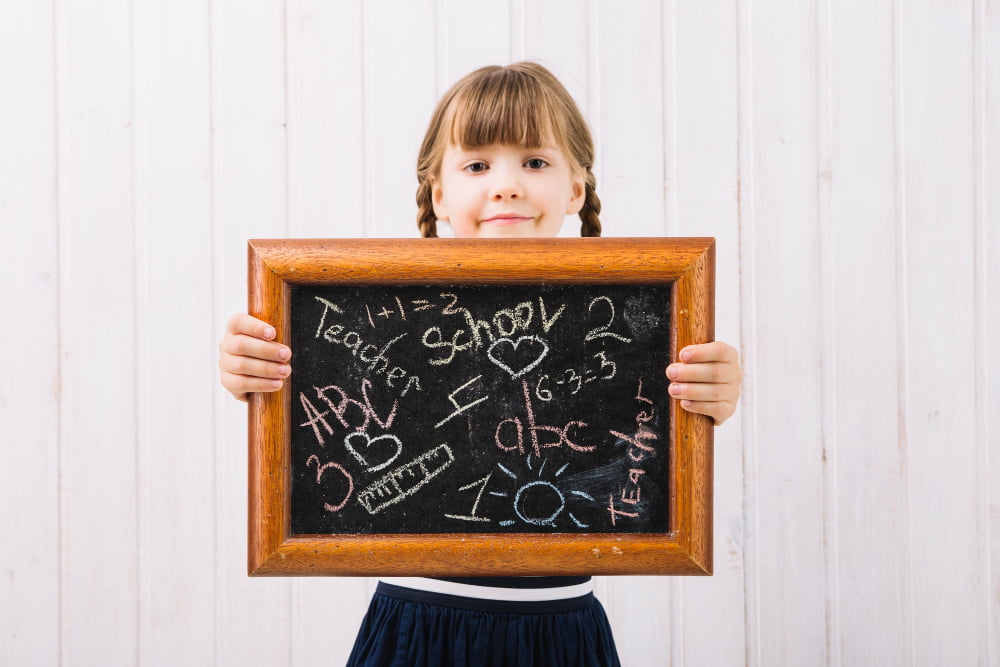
[444,473,493,522]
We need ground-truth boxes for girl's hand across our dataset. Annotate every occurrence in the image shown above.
[666,341,742,426]
[219,314,292,402]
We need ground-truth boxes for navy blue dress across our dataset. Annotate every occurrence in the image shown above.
[346,578,621,666]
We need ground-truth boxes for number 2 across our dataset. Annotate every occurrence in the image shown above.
[584,296,632,343]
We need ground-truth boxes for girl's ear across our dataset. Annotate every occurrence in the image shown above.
[431,180,449,221]
[566,171,586,216]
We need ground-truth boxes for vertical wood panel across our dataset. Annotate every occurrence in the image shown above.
[816,4,840,662]
[0,3,60,666]
[365,1,437,238]
[824,1,912,664]
[901,2,981,663]
[286,2,371,664]
[286,0,366,240]
[593,0,666,238]
[440,0,511,88]
[55,0,139,663]
[521,1,589,103]
[736,1,761,661]
[672,2,746,665]
[981,2,1000,662]
[748,1,828,664]
[212,0,291,664]
[132,0,216,664]
[825,1,912,664]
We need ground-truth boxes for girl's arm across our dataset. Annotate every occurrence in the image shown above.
[219,313,293,402]
[666,341,742,426]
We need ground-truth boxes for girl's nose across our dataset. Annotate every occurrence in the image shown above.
[489,169,524,200]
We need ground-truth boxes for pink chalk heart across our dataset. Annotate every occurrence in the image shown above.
[487,336,550,379]
[344,432,402,473]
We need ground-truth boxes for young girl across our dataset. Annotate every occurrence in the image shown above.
[220,62,741,666]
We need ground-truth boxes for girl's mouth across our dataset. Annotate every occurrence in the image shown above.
[482,214,533,225]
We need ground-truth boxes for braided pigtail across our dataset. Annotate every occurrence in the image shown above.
[415,178,439,238]
[578,168,602,237]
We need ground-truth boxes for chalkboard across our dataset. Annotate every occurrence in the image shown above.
[247,238,715,577]
[289,283,671,536]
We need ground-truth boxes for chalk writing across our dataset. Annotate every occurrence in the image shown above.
[289,283,671,535]
[420,296,567,364]
[422,326,471,365]
[312,297,421,397]
[534,351,618,401]
[585,296,633,344]
[305,455,353,513]
[435,375,489,428]
[298,378,398,446]
[607,379,659,527]
[444,473,493,522]
[494,380,593,456]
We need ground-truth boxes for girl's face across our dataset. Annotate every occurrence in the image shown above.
[432,140,585,238]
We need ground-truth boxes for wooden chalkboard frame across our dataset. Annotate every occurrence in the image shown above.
[247,238,714,577]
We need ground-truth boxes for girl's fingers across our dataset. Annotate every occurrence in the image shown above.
[221,353,290,381]
[678,341,739,365]
[666,361,738,384]
[219,313,291,402]
[222,333,291,364]
[227,313,278,340]
[668,380,734,404]
[221,372,285,402]
[677,399,736,425]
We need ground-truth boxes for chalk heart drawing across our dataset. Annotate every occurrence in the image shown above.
[487,336,550,379]
[344,432,402,473]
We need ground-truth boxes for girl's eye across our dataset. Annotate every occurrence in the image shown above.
[464,162,488,174]
[524,158,549,170]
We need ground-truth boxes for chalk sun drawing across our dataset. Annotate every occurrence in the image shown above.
[486,336,549,379]
[495,456,593,529]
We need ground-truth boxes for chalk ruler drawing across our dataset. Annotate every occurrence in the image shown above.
[357,444,455,514]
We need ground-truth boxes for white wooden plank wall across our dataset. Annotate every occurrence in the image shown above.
[1,1,997,666]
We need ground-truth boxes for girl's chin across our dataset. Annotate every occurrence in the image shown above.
[452,219,564,239]
[479,225,539,238]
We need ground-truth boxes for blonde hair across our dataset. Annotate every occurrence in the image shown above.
[416,62,601,238]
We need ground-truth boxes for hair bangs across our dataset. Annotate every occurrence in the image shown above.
[447,69,563,149]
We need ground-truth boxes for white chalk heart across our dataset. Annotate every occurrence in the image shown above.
[344,432,402,473]
[487,336,550,379]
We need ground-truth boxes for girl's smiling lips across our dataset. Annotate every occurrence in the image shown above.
[482,213,533,224]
